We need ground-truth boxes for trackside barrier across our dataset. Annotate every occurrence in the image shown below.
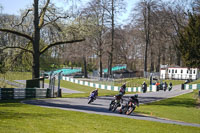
[0,88,51,100]
[62,76,157,93]
[182,84,200,90]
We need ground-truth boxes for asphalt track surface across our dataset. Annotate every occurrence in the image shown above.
[23,85,200,127]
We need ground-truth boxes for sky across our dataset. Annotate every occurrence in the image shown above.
[0,0,139,24]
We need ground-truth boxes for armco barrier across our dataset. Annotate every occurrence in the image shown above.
[62,76,157,92]
[183,84,200,90]
[0,88,50,100]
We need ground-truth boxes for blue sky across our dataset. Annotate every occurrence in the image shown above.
[0,0,139,24]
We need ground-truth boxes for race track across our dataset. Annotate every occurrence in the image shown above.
[22,85,200,127]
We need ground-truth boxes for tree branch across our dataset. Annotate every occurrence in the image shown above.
[1,46,33,54]
[40,39,85,55]
[0,28,33,42]
[39,0,50,28]
[14,9,33,27]
[42,16,69,28]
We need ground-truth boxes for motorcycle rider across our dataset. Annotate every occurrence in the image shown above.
[142,81,147,93]
[109,83,127,111]
[163,82,168,91]
[119,94,139,114]
[119,82,126,95]
[90,88,98,100]
[129,94,139,107]
[168,82,172,91]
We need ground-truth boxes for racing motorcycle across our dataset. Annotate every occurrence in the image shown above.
[142,84,147,93]
[88,92,96,104]
[108,94,123,112]
[119,95,139,115]
[168,86,172,91]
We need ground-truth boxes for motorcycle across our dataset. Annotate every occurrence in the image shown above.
[168,86,172,91]
[119,97,138,115]
[88,92,96,104]
[108,94,123,112]
[142,84,147,93]
[163,84,167,91]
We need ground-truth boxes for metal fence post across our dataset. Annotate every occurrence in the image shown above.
[57,71,63,97]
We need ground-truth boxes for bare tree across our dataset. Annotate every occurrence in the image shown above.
[80,0,109,77]
[0,0,85,85]
[105,0,125,77]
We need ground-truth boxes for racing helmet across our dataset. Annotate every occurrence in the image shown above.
[134,94,138,98]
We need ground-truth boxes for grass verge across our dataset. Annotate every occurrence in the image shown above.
[83,78,185,87]
[47,80,135,98]
[0,100,199,133]
[0,72,32,81]
[189,79,200,84]
[136,90,200,124]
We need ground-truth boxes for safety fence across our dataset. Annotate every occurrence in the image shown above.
[182,84,200,90]
[0,88,50,100]
[62,76,157,92]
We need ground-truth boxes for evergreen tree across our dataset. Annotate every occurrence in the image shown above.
[179,13,200,68]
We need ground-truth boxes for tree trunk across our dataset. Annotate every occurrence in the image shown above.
[150,47,154,72]
[83,56,88,78]
[108,0,115,78]
[169,46,173,65]
[99,54,102,78]
[156,48,161,72]
[144,3,150,77]
[107,57,110,78]
[176,49,181,66]
[162,46,166,65]
[32,0,40,82]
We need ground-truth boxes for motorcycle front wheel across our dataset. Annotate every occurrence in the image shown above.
[108,101,115,111]
[126,106,135,115]
[88,98,93,104]
[112,103,118,112]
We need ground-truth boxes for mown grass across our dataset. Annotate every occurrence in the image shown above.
[91,78,185,87]
[48,80,200,124]
[0,72,32,81]
[0,100,199,133]
[60,80,118,98]
[0,81,16,88]
[47,80,136,98]
[64,77,185,88]
[162,79,185,86]
[189,79,200,84]
[0,71,185,88]
[136,90,200,124]
[0,72,32,88]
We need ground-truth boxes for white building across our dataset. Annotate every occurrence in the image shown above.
[160,66,199,80]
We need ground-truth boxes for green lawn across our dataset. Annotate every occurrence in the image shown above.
[136,90,200,124]
[65,77,185,88]
[60,80,119,98]
[0,81,16,88]
[49,80,200,124]
[162,79,185,86]
[189,79,200,84]
[0,72,32,88]
[0,72,32,81]
[0,100,199,133]
[47,80,136,98]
